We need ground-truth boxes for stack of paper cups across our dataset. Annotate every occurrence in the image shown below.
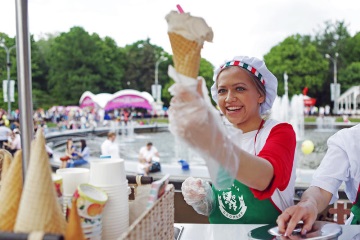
[89,159,129,239]
[73,184,108,240]
[56,168,90,217]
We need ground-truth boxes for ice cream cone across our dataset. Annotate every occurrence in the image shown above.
[14,128,66,235]
[166,10,213,79]
[168,32,202,79]
[65,198,85,240]
[0,150,23,231]
[0,149,13,181]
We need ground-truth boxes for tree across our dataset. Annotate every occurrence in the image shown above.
[338,62,360,92]
[313,21,352,106]
[47,27,126,105]
[264,35,328,99]
[123,39,168,91]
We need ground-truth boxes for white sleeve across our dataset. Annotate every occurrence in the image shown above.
[101,142,108,155]
[310,133,350,204]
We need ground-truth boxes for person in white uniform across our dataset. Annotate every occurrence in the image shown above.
[277,123,360,236]
[101,131,120,158]
[138,142,160,175]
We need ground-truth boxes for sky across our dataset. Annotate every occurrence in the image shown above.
[1,0,360,66]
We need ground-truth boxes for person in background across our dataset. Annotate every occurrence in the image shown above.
[67,139,89,168]
[59,138,77,168]
[138,142,160,175]
[0,124,11,148]
[101,131,120,158]
[277,123,360,236]
[3,128,21,156]
[169,56,296,224]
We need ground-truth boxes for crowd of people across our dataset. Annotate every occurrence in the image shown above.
[33,107,165,132]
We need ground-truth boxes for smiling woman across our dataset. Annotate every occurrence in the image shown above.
[168,55,297,224]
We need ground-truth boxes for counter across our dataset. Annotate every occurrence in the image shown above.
[175,223,360,240]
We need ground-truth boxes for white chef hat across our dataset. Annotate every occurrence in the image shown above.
[210,56,278,115]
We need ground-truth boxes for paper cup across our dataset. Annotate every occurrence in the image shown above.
[74,184,108,220]
[89,159,126,186]
[56,168,90,196]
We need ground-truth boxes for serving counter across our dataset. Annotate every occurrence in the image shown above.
[175,223,360,240]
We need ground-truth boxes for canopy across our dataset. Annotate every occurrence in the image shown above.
[79,90,154,111]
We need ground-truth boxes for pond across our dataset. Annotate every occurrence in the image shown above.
[54,128,338,170]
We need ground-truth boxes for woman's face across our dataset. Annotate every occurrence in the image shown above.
[217,67,265,131]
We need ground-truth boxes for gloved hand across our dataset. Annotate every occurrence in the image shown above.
[168,66,242,190]
[181,177,214,216]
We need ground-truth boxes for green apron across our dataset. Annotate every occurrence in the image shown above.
[209,180,281,224]
[350,184,360,224]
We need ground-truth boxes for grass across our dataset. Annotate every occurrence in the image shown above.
[46,122,58,128]
[304,116,360,123]
[135,117,169,124]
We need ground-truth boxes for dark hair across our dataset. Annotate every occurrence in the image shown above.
[146,142,153,146]
[80,139,87,152]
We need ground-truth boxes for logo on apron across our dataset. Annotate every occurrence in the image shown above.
[218,186,247,220]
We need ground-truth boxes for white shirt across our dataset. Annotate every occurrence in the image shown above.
[241,119,297,212]
[139,146,159,162]
[311,123,360,224]
[12,134,21,150]
[101,139,120,158]
[0,126,11,141]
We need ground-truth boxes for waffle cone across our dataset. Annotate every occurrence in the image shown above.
[14,128,66,235]
[0,151,23,231]
[0,149,13,181]
[168,32,203,79]
[66,199,85,240]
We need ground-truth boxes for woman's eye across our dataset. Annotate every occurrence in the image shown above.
[218,89,226,94]
[236,87,245,91]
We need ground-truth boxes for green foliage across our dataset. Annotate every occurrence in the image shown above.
[264,35,328,97]
[47,26,126,105]
[338,62,360,92]
[0,19,359,111]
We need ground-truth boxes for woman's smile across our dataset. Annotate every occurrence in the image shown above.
[225,105,243,114]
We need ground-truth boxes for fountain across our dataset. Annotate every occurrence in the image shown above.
[316,116,336,131]
[271,94,305,141]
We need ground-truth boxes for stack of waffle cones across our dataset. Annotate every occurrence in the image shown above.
[0,149,13,182]
[0,151,23,231]
[168,32,203,79]
[14,128,66,235]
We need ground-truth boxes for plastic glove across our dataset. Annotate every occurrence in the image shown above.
[168,66,242,190]
[181,177,214,216]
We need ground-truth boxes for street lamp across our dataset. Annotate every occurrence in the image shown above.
[154,55,168,103]
[325,52,339,115]
[0,39,16,118]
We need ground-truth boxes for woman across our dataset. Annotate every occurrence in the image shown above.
[169,56,296,223]
[67,139,89,168]
[59,138,76,168]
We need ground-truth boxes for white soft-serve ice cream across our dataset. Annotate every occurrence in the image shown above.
[165,10,213,79]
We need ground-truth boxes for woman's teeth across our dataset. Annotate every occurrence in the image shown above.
[227,106,241,111]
